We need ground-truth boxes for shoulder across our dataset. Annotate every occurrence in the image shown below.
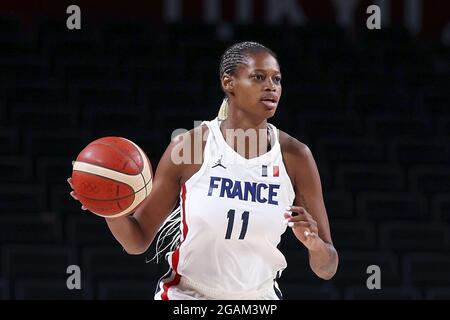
[168,124,210,156]
[166,124,210,185]
[278,129,315,186]
[278,129,313,161]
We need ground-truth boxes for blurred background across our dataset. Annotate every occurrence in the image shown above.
[0,0,449,300]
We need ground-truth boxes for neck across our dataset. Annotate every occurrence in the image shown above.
[220,107,268,131]
[218,107,272,159]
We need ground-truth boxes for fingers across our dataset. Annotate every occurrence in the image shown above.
[67,177,74,189]
[287,206,308,216]
[70,191,78,200]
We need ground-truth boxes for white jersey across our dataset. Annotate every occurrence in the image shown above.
[155,117,295,300]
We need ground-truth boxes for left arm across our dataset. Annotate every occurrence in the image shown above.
[282,137,338,280]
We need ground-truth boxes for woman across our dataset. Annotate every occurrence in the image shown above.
[68,41,338,300]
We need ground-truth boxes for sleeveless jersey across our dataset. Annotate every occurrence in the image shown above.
[155,117,295,300]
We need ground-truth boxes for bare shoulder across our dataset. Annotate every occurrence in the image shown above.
[165,124,209,163]
[167,124,209,185]
[278,130,315,186]
[278,129,312,160]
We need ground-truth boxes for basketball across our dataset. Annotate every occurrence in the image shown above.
[71,137,153,218]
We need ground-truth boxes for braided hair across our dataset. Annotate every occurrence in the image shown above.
[218,42,277,120]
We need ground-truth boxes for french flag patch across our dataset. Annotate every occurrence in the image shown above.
[262,165,279,177]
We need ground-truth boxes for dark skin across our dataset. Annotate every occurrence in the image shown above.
[68,51,338,280]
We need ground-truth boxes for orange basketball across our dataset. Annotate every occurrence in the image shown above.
[71,137,153,218]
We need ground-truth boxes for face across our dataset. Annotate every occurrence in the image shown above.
[224,52,282,119]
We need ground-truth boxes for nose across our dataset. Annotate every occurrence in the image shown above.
[264,78,276,91]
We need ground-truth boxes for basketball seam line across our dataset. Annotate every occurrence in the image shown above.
[74,160,143,176]
[88,140,143,173]
[74,172,152,201]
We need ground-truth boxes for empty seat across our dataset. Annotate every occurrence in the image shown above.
[389,138,449,166]
[296,112,363,140]
[283,86,345,114]
[0,156,32,182]
[66,215,115,246]
[331,221,376,250]
[97,280,156,300]
[403,253,450,286]
[421,91,450,116]
[336,164,404,192]
[36,156,73,186]
[138,85,203,110]
[81,246,161,282]
[357,192,428,221]
[12,107,77,130]
[0,58,50,84]
[0,214,61,244]
[24,130,90,158]
[368,114,434,138]
[379,222,449,252]
[81,107,149,133]
[351,90,414,115]
[317,136,384,164]
[331,251,399,286]
[411,166,450,194]
[425,287,450,300]
[0,127,19,155]
[70,80,133,107]
[2,245,72,280]
[432,193,450,222]
[280,284,340,300]
[323,190,354,219]
[0,278,9,299]
[50,185,82,216]
[14,279,92,300]
[344,286,422,300]
[0,184,43,213]
[6,83,65,108]
[437,116,450,136]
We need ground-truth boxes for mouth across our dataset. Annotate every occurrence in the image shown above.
[260,96,278,109]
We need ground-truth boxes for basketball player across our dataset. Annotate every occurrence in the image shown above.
[68,42,338,300]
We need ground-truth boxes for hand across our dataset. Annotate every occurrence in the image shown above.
[67,161,87,211]
[284,205,323,251]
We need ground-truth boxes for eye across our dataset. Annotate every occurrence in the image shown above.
[253,74,265,81]
[273,76,282,84]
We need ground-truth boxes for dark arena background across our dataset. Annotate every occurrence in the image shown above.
[0,0,449,301]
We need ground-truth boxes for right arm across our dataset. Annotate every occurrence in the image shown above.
[69,137,184,254]
[104,139,183,254]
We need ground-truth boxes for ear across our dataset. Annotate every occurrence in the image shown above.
[221,73,234,95]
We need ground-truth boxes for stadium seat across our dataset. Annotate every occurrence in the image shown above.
[344,285,422,300]
[0,214,61,244]
[0,184,43,213]
[14,279,92,300]
[0,156,32,182]
[335,164,404,192]
[357,192,428,221]
[331,220,376,250]
[403,253,450,286]
[97,280,156,300]
[379,222,450,252]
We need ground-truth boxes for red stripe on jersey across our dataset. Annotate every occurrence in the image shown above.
[161,273,181,300]
[273,165,279,177]
[161,183,188,300]
[181,183,188,243]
